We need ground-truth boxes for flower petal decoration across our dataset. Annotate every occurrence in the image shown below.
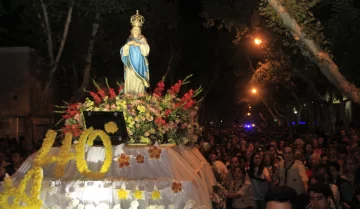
[133,189,145,200]
[113,144,133,169]
[117,153,131,168]
[135,154,145,164]
[117,188,130,200]
[151,190,161,200]
[148,143,162,160]
[104,121,118,134]
[171,181,182,193]
[150,184,162,200]
[129,200,139,209]
[117,183,131,200]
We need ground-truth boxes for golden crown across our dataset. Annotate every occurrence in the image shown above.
[130,10,145,27]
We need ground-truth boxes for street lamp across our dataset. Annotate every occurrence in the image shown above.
[251,88,257,94]
[254,38,262,45]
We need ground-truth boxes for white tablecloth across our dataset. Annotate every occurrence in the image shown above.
[9,144,213,208]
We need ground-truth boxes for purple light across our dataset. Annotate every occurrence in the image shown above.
[244,124,255,129]
[290,121,307,125]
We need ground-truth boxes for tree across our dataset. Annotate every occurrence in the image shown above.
[201,0,360,132]
[260,0,360,104]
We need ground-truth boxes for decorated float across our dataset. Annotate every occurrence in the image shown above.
[0,10,216,209]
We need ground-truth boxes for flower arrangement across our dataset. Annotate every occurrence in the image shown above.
[210,165,227,209]
[56,76,203,145]
[210,183,227,209]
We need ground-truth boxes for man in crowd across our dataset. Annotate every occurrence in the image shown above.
[274,145,309,209]
[265,186,297,209]
[307,183,334,209]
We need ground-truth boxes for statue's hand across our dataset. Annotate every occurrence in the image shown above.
[128,41,140,46]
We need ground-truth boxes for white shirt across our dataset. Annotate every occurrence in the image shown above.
[229,179,254,208]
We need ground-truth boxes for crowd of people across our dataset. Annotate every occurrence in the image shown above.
[199,126,360,209]
[0,136,37,181]
[1,125,360,209]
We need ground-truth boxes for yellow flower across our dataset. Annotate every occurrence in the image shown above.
[137,105,146,113]
[2,166,44,207]
[54,132,75,178]
[117,188,129,199]
[140,136,151,144]
[146,115,154,121]
[133,189,144,200]
[151,190,161,200]
[75,129,113,179]
[104,121,118,134]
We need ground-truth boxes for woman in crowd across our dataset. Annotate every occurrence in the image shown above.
[248,153,271,209]
[200,126,360,209]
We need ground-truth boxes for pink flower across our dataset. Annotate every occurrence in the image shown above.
[181,123,188,129]
[105,104,110,111]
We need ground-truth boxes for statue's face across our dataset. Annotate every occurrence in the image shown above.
[131,27,141,38]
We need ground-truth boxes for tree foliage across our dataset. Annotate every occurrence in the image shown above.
[1,0,188,100]
[251,59,292,85]
[201,0,260,43]
[259,0,331,56]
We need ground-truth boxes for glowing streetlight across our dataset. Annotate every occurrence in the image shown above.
[254,38,262,45]
[251,88,257,94]
[247,112,251,116]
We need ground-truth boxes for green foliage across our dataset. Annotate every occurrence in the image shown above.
[251,60,292,85]
[259,0,330,55]
[201,0,258,43]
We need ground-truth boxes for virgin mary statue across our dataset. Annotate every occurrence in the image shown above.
[120,10,150,95]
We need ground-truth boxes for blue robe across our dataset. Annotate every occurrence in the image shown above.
[120,37,149,87]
